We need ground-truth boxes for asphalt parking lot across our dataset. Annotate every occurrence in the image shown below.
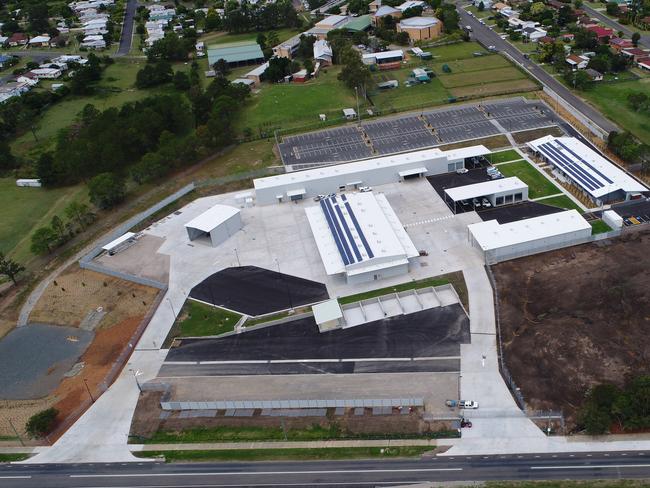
[478,201,564,224]
[279,98,560,168]
[426,166,494,212]
[164,304,470,375]
[188,266,329,316]
[613,199,650,224]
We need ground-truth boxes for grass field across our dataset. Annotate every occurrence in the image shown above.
[590,220,612,234]
[431,54,510,74]
[233,66,361,134]
[423,42,488,61]
[136,446,434,463]
[0,178,88,260]
[489,149,521,164]
[163,300,241,346]
[440,67,526,89]
[539,194,584,212]
[450,79,539,98]
[0,453,30,462]
[371,74,450,112]
[582,79,650,143]
[201,28,300,46]
[11,58,175,159]
[497,160,561,199]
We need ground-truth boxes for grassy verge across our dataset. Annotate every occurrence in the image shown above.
[539,195,584,212]
[141,424,459,444]
[486,482,650,488]
[439,134,510,151]
[338,271,468,311]
[0,453,30,462]
[590,220,612,235]
[497,160,561,199]
[512,126,564,144]
[488,149,521,164]
[135,446,435,463]
[163,300,241,347]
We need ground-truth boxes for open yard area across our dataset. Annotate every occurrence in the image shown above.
[450,79,539,98]
[29,265,159,329]
[493,230,650,426]
[163,300,241,347]
[539,194,584,212]
[582,79,650,144]
[496,160,561,199]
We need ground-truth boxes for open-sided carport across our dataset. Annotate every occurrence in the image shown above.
[444,176,529,214]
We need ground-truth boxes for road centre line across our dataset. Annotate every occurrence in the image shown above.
[0,476,32,479]
[531,464,650,470]
[181,357,462,366]
[70,468,463,478]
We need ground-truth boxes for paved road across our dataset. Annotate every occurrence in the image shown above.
[581,4,650,49]
[458,6,618,135]
[116,0,138,56]
[2,451,650,487]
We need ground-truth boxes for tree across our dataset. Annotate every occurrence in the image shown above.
[50,215,66,242]
[26,408,59,438]
[205,8,221,30]
[338,47,372,92]
[478,1,485,11]
[0,252,25,285]
[438,3,460,31]
[304,58,314,74]
[256,32,267,50]
[606,1,620,15]
[88,173,126,209]
[631,32,640,46]
[213,58,230,77]
[564,69,591,90]
[0,141,17,172]
[64,202,94,230]
[30,227,57,255]
[264,56,292,82]
[173,71,191,91]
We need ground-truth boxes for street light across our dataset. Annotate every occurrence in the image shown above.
[166,297,176,317]
[83,378,95,403]
[130,369,143,393]
[233,248,240,267]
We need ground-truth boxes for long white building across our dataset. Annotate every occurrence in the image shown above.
[254,145,490,205]
[305,192,419,284]
[527,136,647,204]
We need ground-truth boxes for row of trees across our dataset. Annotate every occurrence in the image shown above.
[607,131,650,170]
[579,376,650,435]
[221,0,300,33]
[30,201,96,255]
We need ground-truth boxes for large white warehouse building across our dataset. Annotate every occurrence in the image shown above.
[305,192,419,284]
[253,145,490,205]
[468,209,592,263]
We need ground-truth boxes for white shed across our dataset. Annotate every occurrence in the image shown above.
[184,204,243,247]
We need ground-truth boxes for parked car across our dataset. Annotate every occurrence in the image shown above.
[313,194,327,202]
[472,198,482,209]
[456,167,469,174]
[488,45,497,52]
[460,418,473,428]
[359,186,372,192]
[459,400,479,409]
[481,198,492,208]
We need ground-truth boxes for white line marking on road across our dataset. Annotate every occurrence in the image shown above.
[70,468,463,478]
[67,482,429,488]
[0,476,32,479]
[164,361,199,365]
[531,464,650,470]
[198,360,268,365]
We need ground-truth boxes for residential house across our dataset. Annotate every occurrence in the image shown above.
[0,36,8,46]
[509,18,538,29]
[522,26,547,42]
[16,72,39,86]
[0,82,31,103]
[397,0,426,11]
[244,62,268,86]
[585,25,614,42]
[637,56,650,70]
[50,34,69,47]
[566,53,589,69]
[585,68,603,81]
[560,33,575,42]
[0,54,13,68]
[492,2,508,10]
[362,49,404,69]
[52,54,87,65]
[609,37,633,51]
[621,47,650,61]
[369,0,382,12]
[397,16,443,41]
[372,6,402,26]
[8,32,29,46]
[538,36,555,45]
[472,0,493,8]
[28,67,62,79]
[497,6,517,17]
[313,39,333,65]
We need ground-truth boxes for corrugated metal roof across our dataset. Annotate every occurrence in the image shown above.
[344,14,371,31]
[207,41,264,65]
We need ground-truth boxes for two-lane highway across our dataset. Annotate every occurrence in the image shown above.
[1,451,650,487]
[458,5,618,135]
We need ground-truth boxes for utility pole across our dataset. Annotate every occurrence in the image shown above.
[8,419,24,447]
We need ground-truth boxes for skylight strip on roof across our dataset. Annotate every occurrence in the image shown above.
[541,142,603,190]
[539,143,599,192]
[555,139,614,185]
[343,199,375,260]
[320,200,351,266]
[332,198,363,263]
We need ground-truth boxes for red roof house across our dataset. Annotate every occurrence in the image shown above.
[585,25,614,41]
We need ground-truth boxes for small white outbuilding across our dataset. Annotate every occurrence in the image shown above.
[184,204,243,247]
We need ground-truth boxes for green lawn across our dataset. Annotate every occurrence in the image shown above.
[338,271,467,308]
[163,300,241,346]
[136,446,434,463]
[371,73,450,113]
[488,149,521,164]
[422,42,488,61]
[430,54,511,75]
[140,424,458,444]
[496,160,561,199]
[201,28,301,46]
[582,80,650,144]
[0,453,30,462]
[233,66,361,134]
[539,194,584,212]
[0,178,88,261]
[591,219,612,234]
[439,67,526,89]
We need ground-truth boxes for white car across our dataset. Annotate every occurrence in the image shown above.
[456,168,469,174]
[359,186,373,192]
[459,400,479,409]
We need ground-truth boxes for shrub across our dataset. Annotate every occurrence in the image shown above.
[26,408,59,438]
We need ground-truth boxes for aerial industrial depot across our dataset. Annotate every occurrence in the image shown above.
[1,0,650,485]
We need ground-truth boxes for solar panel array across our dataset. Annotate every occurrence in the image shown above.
[536,140,613,194]
[320,194,374,267]
[161,398,424,410]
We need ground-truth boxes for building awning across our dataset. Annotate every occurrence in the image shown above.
[398,167,427,177]
[102,232,135,252]
[312,299,343,324]
[346,180,363,186]
[286,188,307,197]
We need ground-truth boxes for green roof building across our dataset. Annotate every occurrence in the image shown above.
[344,15,372,32]
[207,41,265,67]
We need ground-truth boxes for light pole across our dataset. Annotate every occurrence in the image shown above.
[233,247,240,266]
[166,297,176,317]
[354,86,361,124]
[83,378,95,403]
[130,369,143,393]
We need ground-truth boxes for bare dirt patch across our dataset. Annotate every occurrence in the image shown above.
[29,265,158,329]
[512,126,564,144]
[493,230,650,427]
